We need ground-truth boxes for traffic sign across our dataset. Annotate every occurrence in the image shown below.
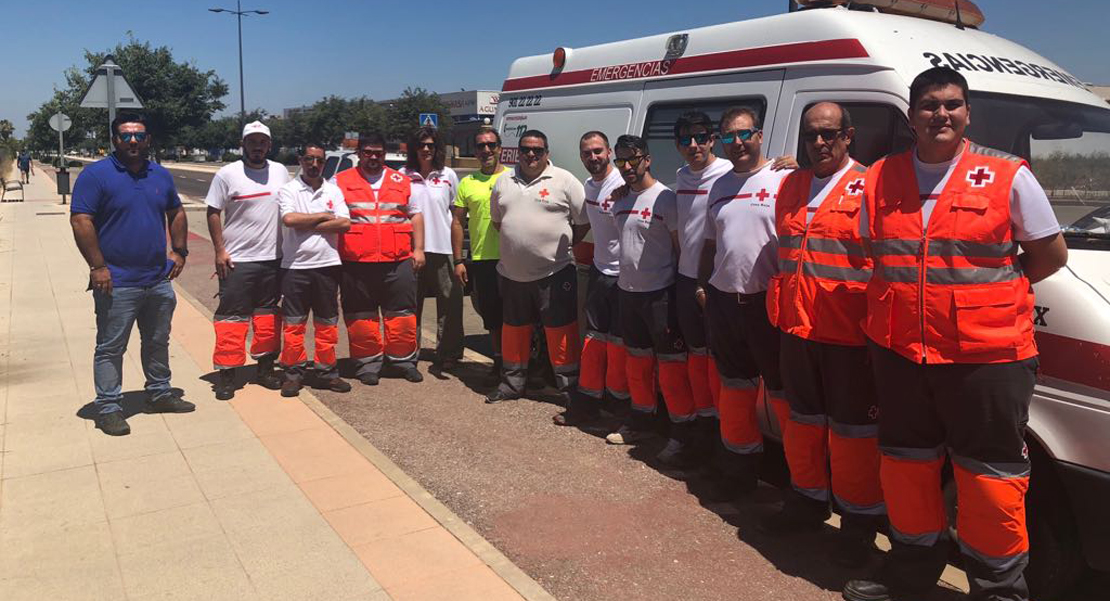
[49,113,72,132]
[80,55,144,110]
[419,113,439,128]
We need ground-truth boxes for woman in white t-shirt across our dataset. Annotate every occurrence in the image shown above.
[401,126,463,370]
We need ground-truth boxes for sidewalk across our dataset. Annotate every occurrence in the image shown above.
[0,171,553,599]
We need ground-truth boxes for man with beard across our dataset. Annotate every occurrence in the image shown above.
[698,106,793,500]
[554,130,628,427]
[206,121,291,400]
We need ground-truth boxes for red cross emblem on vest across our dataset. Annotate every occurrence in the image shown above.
[390,173,403,183]
[845,179,865,195]
[538,188,550,201]
[639,207,652,220]
[966,166,995,188]
[755,188,771,203]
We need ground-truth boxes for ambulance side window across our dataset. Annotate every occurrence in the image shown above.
[641,98,767,187]
[795,103,913,168]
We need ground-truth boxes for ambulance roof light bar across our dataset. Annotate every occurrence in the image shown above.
[792,0,985,28]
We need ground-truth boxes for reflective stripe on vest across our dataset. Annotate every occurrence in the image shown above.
[770,162,871,346]
[862,141,1037,364]
[335,167,414,263]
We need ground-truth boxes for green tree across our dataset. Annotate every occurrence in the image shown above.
[25,38,227,157]
[384,87,453,143]
[0,119,13,141]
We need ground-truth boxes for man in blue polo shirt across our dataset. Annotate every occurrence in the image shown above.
[70,113,195,436]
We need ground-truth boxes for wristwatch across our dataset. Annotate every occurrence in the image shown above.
[453,258,465,266]
[173,247,189,258]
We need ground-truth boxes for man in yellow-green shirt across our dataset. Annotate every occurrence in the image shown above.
[452,127,509,383]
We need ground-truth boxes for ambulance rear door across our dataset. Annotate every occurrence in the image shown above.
[638,69,785,187]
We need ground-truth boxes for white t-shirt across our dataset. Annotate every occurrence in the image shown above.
[583,168,626,276]
[675,157,733,278]
[278,177,350,269]
[403,166,458,255]
[861,148,1061,241]
[705,162,793,294]
[612,182,679,292]
[806,160,858,224]
[205,160,292,262]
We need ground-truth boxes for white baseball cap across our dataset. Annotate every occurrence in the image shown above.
[242,120,271,139]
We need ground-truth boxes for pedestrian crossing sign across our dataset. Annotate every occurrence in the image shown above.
[419,113,439,128]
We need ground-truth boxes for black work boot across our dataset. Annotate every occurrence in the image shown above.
[281,376,302,398]
[483,358,502,387]
[553,393,602,427]
[758,492,830,535]
[96,412,131,436]
[843,541,948,601]
[254,356,282,390]
[709,449,760,502]
[214,369,236,401]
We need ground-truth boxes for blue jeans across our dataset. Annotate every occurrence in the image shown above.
[93,280,177,415]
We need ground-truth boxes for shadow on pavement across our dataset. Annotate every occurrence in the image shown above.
[76,387,187,420]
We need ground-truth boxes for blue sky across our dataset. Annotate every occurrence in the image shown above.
[2,0,1106,136]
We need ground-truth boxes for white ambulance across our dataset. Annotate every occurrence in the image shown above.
[496,2,1110,598]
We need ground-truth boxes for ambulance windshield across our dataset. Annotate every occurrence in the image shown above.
[966,92,1110,234]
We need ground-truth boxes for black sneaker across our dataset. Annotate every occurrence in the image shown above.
[484,389,520,404]
[146,393,196,414]
[281,378,302,398]
[214,369,235,401]
[96,412,131,436]
[254,359,283,390]
[319,377,352,393]
[401,367,424,383]
[359,373,380,386]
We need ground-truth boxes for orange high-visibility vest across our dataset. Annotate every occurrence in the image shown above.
[863,140,1036,364]
[335,167,414,263]
[768,161,872,346]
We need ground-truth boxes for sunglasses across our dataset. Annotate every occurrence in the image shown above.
[301,156,325,164]
[416,142,436,150]
[719,129,759,144]
[801,128,846,143]
[359,149,386,157]
[677,132,712,146]
[118,132,148,143]
[613,155,646,169]
[475,141,500,150]
[520,146,547,156]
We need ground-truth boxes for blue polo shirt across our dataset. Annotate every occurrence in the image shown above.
[71,154,182,288]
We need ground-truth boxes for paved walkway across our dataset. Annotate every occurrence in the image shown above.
[0,167,553,600]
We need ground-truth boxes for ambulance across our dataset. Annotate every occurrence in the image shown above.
[496,1,1110,597]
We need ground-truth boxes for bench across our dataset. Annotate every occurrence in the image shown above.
[1,178,25,202]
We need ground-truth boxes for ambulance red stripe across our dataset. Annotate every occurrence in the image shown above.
[502,38,869,92]
[1034,331,1110,392]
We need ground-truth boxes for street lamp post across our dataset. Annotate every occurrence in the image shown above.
[208,1,269,130]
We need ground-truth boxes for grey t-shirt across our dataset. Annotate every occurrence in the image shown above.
[490,163,587,283]
[612,182,679,292]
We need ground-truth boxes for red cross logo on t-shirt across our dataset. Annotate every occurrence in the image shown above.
[845,179,865,195]
[755,188,771,203]
[326,199,334,210]
[600,198,611,212]
[639,207,652,220]
[966,166,995,188]
[431,176,441,186]
[538,188,550,201]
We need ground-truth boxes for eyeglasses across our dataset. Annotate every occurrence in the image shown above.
[301,156,325,164]
[416,142,436,150]
[677,132,712,146]
[118,132,148,143]
[475,141,500,150]
[719,129,759,144]
[613,155,646,169]
[801,128,845,143]
[519,146,547,156]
